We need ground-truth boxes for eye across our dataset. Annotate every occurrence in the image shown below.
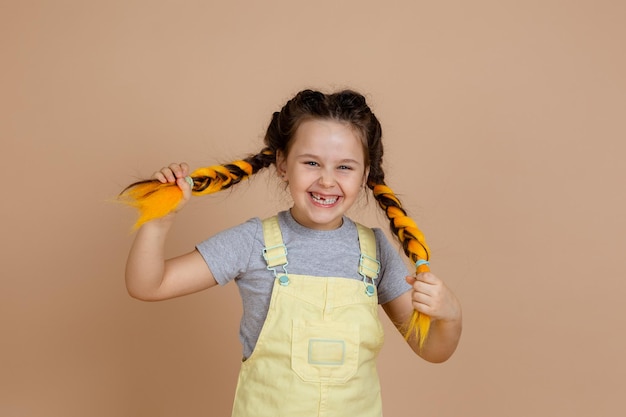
[305,161,319,167]
[338,165,353,170]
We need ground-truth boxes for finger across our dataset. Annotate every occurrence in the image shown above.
[169,163,187,180]
[176,176,192,201]
[407,276,437,300]
[407,272,433,291]
[415,272,439,284]
[153,170,169,183]
[180,162,190,177]
[154,167,176,183]
[412,288,431,304]
[411,292,433,313]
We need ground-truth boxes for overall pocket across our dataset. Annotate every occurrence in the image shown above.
[291,319,359,384]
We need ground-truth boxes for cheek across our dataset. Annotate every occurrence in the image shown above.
[342,175,367,193]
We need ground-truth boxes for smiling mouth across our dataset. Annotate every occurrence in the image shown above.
[310,192,339,206]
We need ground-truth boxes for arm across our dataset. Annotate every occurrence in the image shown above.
[382,272,462,363]
[125,163,218,301]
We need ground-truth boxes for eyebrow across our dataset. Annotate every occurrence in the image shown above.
[295,153,362,165]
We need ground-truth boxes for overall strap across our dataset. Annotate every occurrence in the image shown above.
[355,223,381,297]
[261,216,287,267]
[261,216,289,285]
[355,223,380,280]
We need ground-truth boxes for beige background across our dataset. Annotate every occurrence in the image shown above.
[2,0,625,416]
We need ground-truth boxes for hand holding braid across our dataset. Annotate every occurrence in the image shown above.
[119,148,275,229]
[369,182,432,348]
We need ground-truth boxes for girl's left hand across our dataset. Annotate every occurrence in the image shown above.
[405,272,461,323]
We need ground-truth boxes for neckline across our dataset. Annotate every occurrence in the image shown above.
[280,209,354,239]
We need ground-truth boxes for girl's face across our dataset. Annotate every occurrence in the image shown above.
[277,119,369,230]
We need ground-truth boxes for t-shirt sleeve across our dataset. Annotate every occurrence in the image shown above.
[374,228,412,304]
[195,218,262,286]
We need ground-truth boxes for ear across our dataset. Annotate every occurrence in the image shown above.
[276,150,288,180]
[362,166,370,188]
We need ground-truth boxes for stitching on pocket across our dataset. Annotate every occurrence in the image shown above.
[291,320,359,384]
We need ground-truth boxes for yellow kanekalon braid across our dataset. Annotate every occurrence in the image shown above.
[119,157,261,230]
[370,183,432,349]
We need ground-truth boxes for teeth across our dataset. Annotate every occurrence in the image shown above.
[311,193,338,205]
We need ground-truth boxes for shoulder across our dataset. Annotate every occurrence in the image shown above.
[372,227,394,247]
[346,219,401,260]
[197,217,263,249]
[369,227,408,269]
[221,216,263,236]
[352,223,397,254]
[234,216,264,232]
[195,217,268,285]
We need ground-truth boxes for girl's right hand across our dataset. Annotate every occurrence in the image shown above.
[126,161,218,301]
[153,162,193,212]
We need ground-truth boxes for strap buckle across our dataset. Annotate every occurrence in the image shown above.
[359,253,380,280]
[262,244,289,283]
[263,243,288,267]
[359,253,380,297]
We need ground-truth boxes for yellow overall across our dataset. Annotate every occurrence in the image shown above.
[231,216,385,417]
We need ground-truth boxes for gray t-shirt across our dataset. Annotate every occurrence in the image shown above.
[196,210,411,359]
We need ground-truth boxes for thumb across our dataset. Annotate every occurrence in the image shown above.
[405,275,417,286]
[175,176,193,205]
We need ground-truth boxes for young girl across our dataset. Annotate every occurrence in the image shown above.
[122,89,462,416]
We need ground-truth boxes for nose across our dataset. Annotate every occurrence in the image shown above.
[318,168,335,187]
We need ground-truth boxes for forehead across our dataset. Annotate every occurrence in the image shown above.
[288,119,366,160]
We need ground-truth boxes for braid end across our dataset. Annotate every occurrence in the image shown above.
[403,310,431,349]
[119,152,271,231]
[118,180,184,230]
